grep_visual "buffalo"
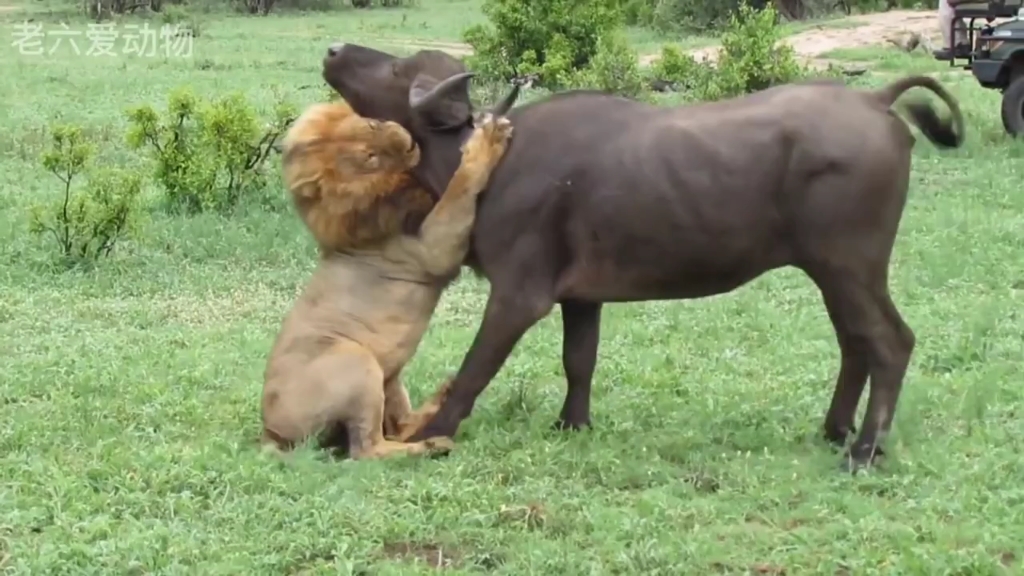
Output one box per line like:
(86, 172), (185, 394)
(321, 43), (965, 470)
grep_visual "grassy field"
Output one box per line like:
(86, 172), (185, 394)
(3, 3), (1024, 574)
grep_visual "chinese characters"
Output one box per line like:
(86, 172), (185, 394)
(10, 22), (193, 57)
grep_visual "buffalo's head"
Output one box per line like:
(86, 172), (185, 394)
(322, 43), (520, 196)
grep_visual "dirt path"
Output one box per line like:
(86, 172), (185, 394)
(674, 9), (939, 68)
(378, 9), (939, 68)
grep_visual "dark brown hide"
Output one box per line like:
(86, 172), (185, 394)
(322, 44), (965, 470)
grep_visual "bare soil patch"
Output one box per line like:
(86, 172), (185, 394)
(670, 9), (939, 68)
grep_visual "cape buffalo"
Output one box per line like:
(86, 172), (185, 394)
(321, 43), (965, 470)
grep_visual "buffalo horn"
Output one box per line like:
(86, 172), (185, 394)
(408, 71), (475, 111)
(488, 84), (521, 116)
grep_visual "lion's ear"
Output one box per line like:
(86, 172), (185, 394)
(409, 73), (473, 130)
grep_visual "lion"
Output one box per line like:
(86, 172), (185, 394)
(260, 100), (513, 459)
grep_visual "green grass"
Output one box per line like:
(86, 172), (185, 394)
(4, 4), (1024, 574)
(819, 45), (958, 74)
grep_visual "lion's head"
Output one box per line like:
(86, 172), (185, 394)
(282, 101), (435, 253)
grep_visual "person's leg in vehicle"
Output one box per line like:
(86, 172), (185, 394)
(935, 0), (971, 59)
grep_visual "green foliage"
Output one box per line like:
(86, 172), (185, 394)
(160, 5), (203, 37)
(714, 3), (805, 97)
(619, 0), (771, 33)
(230, 0), (413, 15)
(570, 30), (647, 99)
(648, 3), (807, 101)
(647, 44), (717, 95)
(462, 0), (623, 90)
(28, 125), (143, 266)
(125, 87), (296, 215)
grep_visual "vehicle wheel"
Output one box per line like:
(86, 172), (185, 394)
(1001, 74), (1024, 137)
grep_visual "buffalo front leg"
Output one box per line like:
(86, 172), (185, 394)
(554, 299), (602, 431)
(404, 288), (555, 442)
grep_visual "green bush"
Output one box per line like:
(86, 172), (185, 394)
(570, 30), (646, 99)
(647, 3), (807, 101)
(29, 125), (144, 266)
(125, 87), (296, 215)
(619, 0), (771, 33)
(159, 5), (202, 36)
(714, 3), (805, 97)
(462, 0), (623, 90)
(647, 44), (716, 95)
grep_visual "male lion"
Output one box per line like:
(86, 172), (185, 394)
(260, 100), (513, 459)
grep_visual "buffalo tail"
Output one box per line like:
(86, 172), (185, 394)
(875, 75), (965, 149)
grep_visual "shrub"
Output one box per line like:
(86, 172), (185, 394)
(28, 125), (143, 266)
(570, 30), (646, 99)
(647, 44), (716, 95)
(462, 0), (623, 90)
(619, 0), (771, 33)
(713, 3), (805, 97)
(159, 5), (202, 36)
(647, 2), (807, 101)
(125, 87), (296, 215)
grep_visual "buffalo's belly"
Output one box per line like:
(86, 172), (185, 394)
(559, 239), (789, 302)
(556, 141), (791, 302)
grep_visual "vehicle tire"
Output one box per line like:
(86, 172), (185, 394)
(1001, 74), (1024, 137)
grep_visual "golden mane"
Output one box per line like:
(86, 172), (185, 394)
(281, 101), (435, 252)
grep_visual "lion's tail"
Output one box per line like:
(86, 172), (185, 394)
(873, 75), (965, 149)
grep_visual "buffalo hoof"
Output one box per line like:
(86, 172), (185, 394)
(406, 411), (460, 443)
(551, 418), (591, 432)
(840, 443), (885, 474)
(823, 424), (856, 449)
(427, 448), (453, 460)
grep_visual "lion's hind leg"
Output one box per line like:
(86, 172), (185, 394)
(261, 339), (451, 459)
(271, 340), (451, 459)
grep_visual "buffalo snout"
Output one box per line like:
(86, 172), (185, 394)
(326, 43), (344, 58)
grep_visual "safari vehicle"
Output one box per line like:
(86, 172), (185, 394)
(934, 0), (1024, 135)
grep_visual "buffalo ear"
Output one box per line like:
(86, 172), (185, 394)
(409, 72), (474, 130)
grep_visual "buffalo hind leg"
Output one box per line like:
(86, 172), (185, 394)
(812, 269), (914, 471)
(848, 286), (914, 470)
(405, 288), (555, 441)
(554, 299), (602, 431)
(808, 270), (871, 448)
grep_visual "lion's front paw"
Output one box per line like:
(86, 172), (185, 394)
(463, 113), (513, 168)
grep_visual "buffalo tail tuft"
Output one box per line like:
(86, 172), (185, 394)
(903, 100), (963, 149)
